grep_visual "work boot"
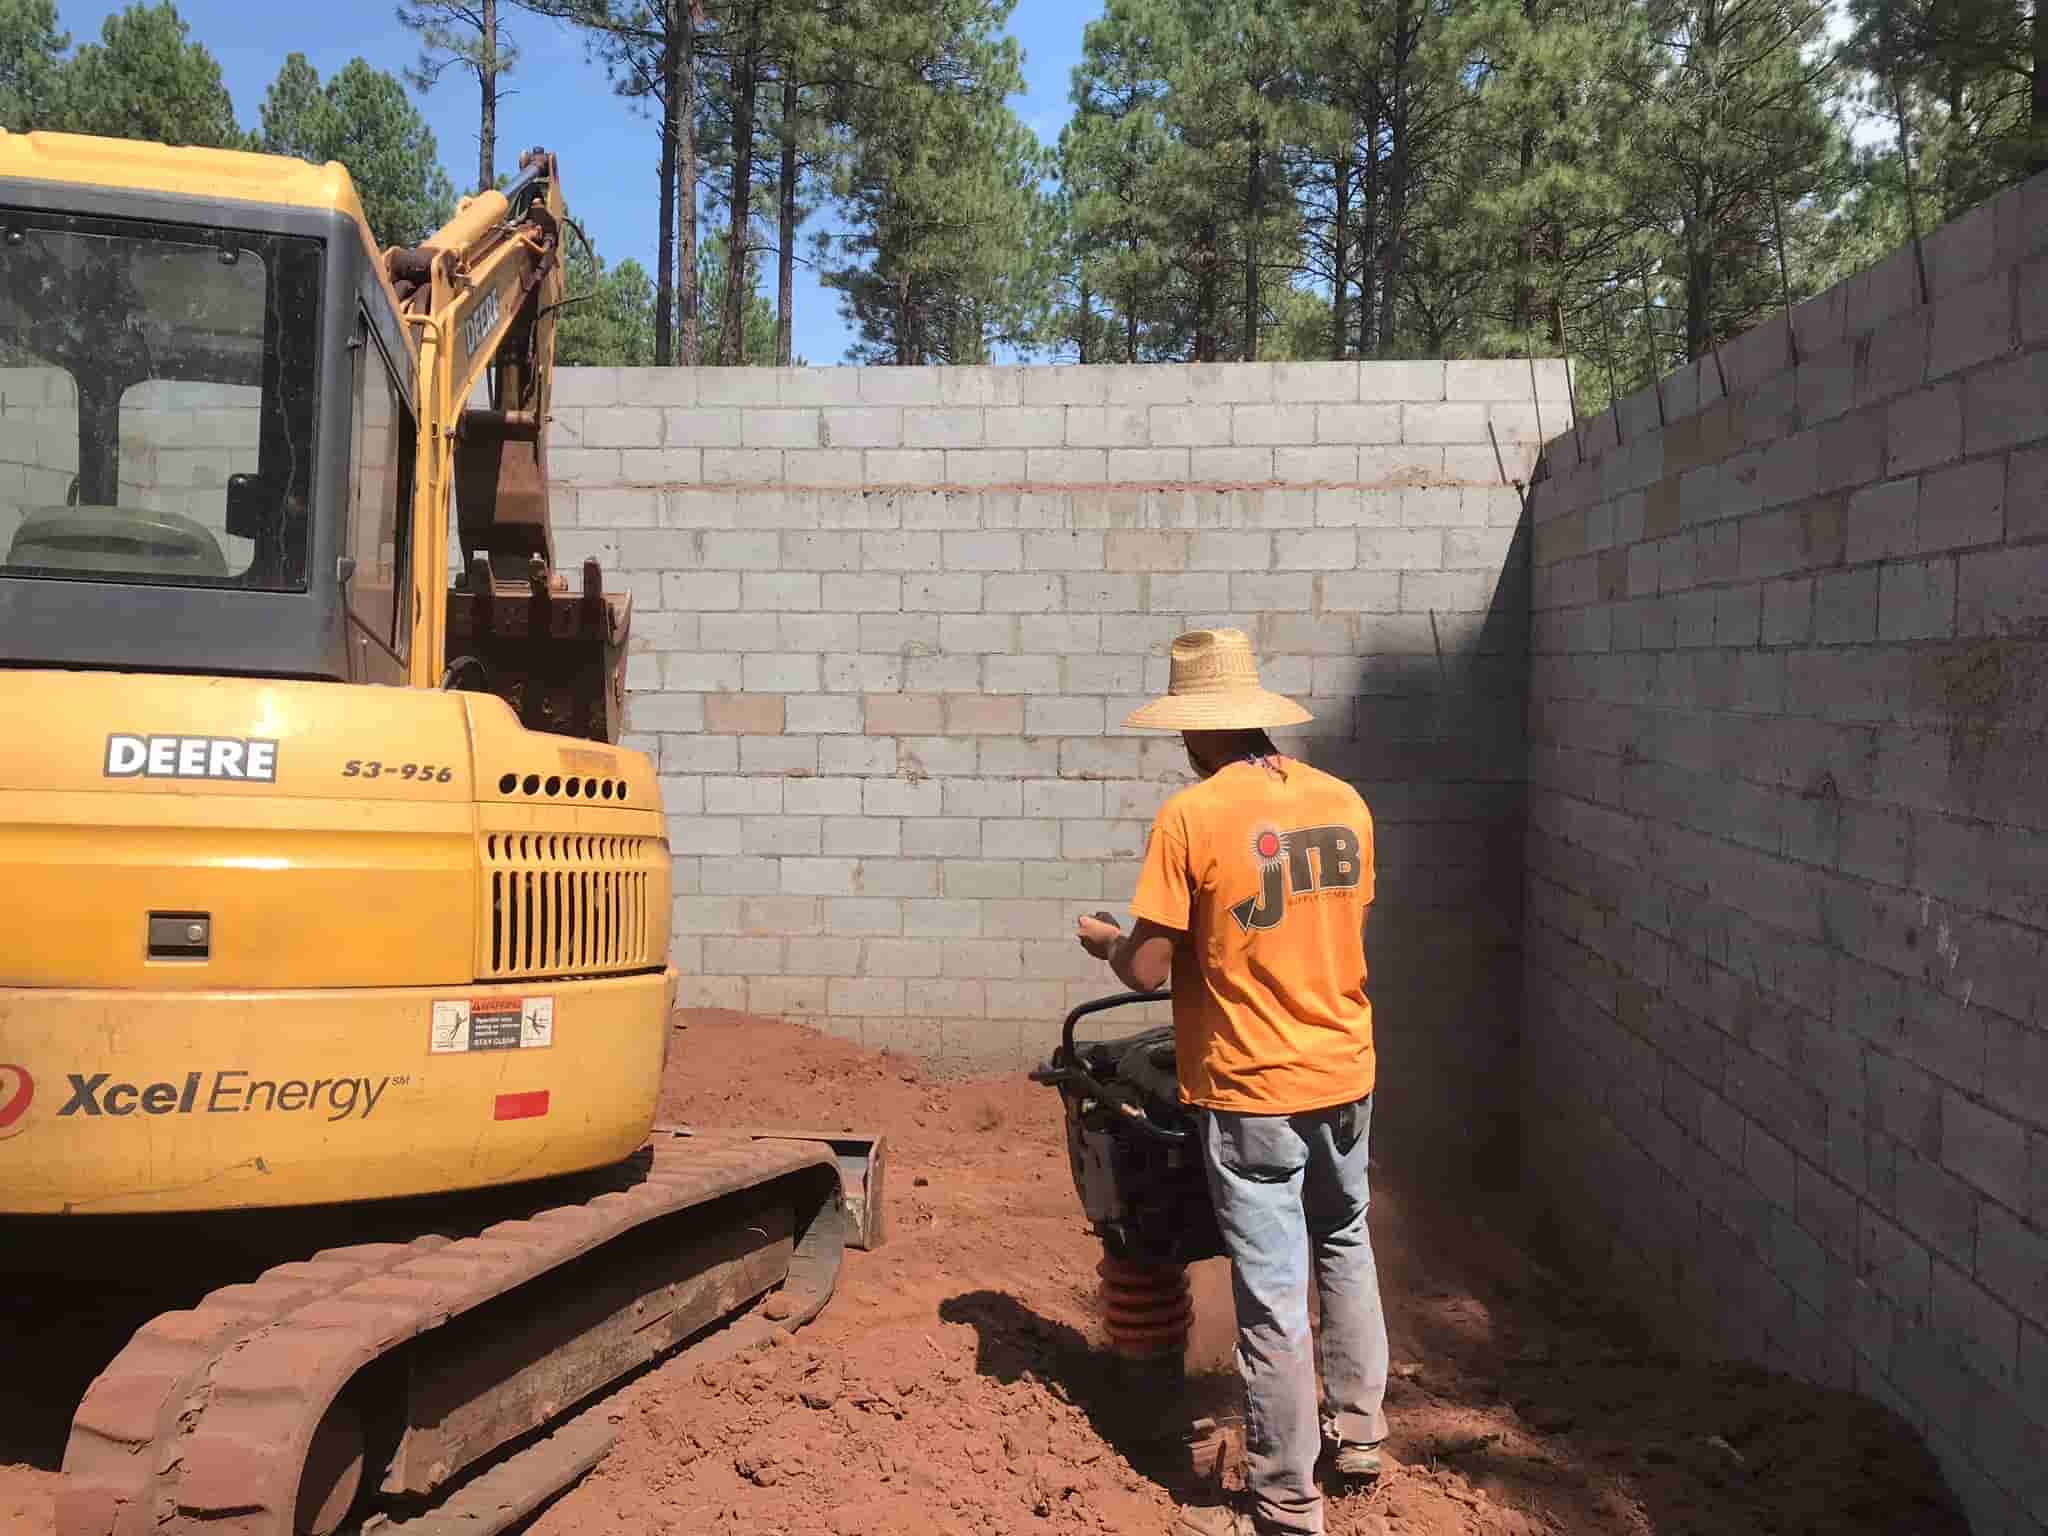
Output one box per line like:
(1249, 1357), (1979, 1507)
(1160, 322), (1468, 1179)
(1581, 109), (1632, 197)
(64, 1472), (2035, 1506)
(1174, 1503), (1275, 1536)
(1331, 1439), (1384, 1480)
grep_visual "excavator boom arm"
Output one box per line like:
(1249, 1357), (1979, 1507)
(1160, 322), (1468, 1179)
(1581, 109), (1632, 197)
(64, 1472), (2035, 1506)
(389, 149), (627, 741)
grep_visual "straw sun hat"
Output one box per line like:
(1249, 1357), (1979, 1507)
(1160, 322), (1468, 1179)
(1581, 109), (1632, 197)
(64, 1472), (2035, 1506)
(1122, 628), (1314, 732)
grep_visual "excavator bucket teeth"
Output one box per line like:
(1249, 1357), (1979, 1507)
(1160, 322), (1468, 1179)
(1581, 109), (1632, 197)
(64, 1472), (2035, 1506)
(657, 1125), (888, 1252)
(445, 554), (631, 743)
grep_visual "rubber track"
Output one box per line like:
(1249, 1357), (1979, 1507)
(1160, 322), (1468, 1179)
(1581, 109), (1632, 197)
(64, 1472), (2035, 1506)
(57, 1133), (844, 1536)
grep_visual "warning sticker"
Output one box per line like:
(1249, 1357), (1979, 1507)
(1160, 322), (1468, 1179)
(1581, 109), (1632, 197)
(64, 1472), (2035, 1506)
(430, 996), (554, 1054)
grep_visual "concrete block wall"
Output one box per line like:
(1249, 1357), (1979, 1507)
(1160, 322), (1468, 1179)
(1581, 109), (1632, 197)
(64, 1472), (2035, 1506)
(0, 370), (261, 563)
(1525, 170), (2048, 1530)
(558, 358), (1565, 1179)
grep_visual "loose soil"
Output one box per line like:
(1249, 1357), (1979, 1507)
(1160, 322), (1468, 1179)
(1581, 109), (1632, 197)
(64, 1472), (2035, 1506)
(0, 1009), (1967, 1536)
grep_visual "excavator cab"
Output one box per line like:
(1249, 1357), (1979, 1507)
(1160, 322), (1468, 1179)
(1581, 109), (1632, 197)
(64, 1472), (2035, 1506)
(0, 165), (405, 683)
(0, 135), (628, 736)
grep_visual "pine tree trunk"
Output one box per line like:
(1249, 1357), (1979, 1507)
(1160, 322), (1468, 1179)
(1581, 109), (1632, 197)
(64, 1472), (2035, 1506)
(678, 2), (700, 366)
(720, 9), (760, 366)
(1243, 122), (1262, 362)
(1331, 141), (1351, 360)
(478, 0), (497, 192)
(1357, 116), (1379, 356)
(1546, 220), (1567, 351)
(655, 9), (679, 368)
(1687, 247), (1711, 362)
(1514, 125), (1539, 340)
(1126, 275), (1139, 360)
(1685, 6), (1719, 360)
(2035, 0), (2048, 174)
(895, 267), (914, 366)
(1078, 276), (1092, 364)
(1510, 0), (1542, 340)
(1377, 5), (1410, 357)
(777, 73), (796, 366)
(1377, 141), (1405, 354)
(1684, 208), (1711, 362)
(1194, 213), (1219, 362)
(1943, 67), (1965, 217)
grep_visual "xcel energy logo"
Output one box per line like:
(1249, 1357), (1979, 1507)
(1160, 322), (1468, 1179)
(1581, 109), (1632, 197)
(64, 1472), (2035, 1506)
(0, 1063), (33, 1140)
(58, 1070), (395, 1123)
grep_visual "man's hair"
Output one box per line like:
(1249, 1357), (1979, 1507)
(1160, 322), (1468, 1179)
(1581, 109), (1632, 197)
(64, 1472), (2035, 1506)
(1185, 728), (1279, 764)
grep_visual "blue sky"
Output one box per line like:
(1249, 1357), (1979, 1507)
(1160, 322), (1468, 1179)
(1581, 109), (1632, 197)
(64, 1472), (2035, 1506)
(55, 0), (1091, 365)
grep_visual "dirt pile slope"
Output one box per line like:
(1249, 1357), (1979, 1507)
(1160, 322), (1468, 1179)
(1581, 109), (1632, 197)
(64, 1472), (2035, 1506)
(532, 1010), (1965, 1536)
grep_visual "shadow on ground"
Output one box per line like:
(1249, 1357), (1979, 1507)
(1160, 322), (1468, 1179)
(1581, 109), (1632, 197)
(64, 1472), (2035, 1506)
(937, 1287), (1245, 1504)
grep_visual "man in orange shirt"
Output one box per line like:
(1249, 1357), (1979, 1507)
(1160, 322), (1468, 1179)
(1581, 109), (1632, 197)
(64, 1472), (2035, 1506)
(1077, 629), (1388, 1536)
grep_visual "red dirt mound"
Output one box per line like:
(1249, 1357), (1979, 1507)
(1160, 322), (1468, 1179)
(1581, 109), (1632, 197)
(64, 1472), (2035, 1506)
(0, 1009), (1967, 1536)
(531, 1010), (1966, 1536)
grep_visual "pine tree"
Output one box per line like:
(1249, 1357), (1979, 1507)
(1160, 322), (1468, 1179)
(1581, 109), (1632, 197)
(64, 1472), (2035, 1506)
(0, 0), (68, 131)
(1143, 0), (1265, 360)
(397, 0), (519, 193)
(813, 0), (1057, 364)
(1629, 0), (1851, 358)
(1289, 45), (1358, 358)
(699, 0), (842, 365)
(557, 230), (658, 364)
(1060, 4), (1176, 360)
(56, 1), (242, 148)
(1433, 0), (1648, 362)
(1299, 0), (1462, 356)
(1220, 0), (1308, 361)
(765, 49), (829, 366)
(256, 52), (324, 153)
(695, 226), (785, 363)
(696, 0), (782, 366)
(1062, 0), (1310, 363)
(1846, 0), (2045, 194)
(259, 54), (458, 248)
(533, 0), (706, 365)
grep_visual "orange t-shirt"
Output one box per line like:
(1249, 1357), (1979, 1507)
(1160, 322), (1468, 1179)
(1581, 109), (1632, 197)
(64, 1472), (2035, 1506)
(1129, 756), (1375, 1113)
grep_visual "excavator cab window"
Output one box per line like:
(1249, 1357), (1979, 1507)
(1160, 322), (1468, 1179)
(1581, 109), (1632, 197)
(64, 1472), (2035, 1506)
(345, 310), (416, 674)
(0, 210), (320, 590)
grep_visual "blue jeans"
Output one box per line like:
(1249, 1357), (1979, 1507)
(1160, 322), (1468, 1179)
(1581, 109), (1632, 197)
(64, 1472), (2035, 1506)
(1198, 1097), (1390, 1535)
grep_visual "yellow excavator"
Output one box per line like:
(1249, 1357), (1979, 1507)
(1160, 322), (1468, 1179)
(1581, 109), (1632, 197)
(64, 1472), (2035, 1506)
(0, 131), (883, 1533)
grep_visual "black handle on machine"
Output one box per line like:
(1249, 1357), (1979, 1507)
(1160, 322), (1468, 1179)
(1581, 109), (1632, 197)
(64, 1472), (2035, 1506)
(1052, 987), (1183, 1145)
(1061, 987), (1173, 1067)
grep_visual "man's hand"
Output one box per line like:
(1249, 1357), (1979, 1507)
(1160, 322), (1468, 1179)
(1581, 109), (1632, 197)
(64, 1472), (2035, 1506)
(1076, 911), (1121, 960)
(1076, 911), (1175, 992)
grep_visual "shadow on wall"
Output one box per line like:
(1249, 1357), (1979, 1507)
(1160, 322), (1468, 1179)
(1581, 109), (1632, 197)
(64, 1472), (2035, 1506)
(1286, 504), (1534, 1196)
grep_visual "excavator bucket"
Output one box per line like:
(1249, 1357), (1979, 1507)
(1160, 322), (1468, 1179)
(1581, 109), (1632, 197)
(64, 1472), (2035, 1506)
(454, 406), (551, 564)
(445, 551), (631, 744)
(658, 1125), (889, 1252)
(445, 407), (632, 744)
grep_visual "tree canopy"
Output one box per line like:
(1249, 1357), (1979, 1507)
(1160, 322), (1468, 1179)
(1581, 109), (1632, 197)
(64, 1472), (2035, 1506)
(557, 228), (659, 365)
(0, 0), (2040, 385)
(0, 0), (68, 132)
(55, 1), (240, 148)
(258, 54), (458, 248)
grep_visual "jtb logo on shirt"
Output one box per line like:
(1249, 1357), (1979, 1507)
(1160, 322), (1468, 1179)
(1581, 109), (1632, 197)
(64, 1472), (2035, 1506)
(1231, 824), (1363, 932)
